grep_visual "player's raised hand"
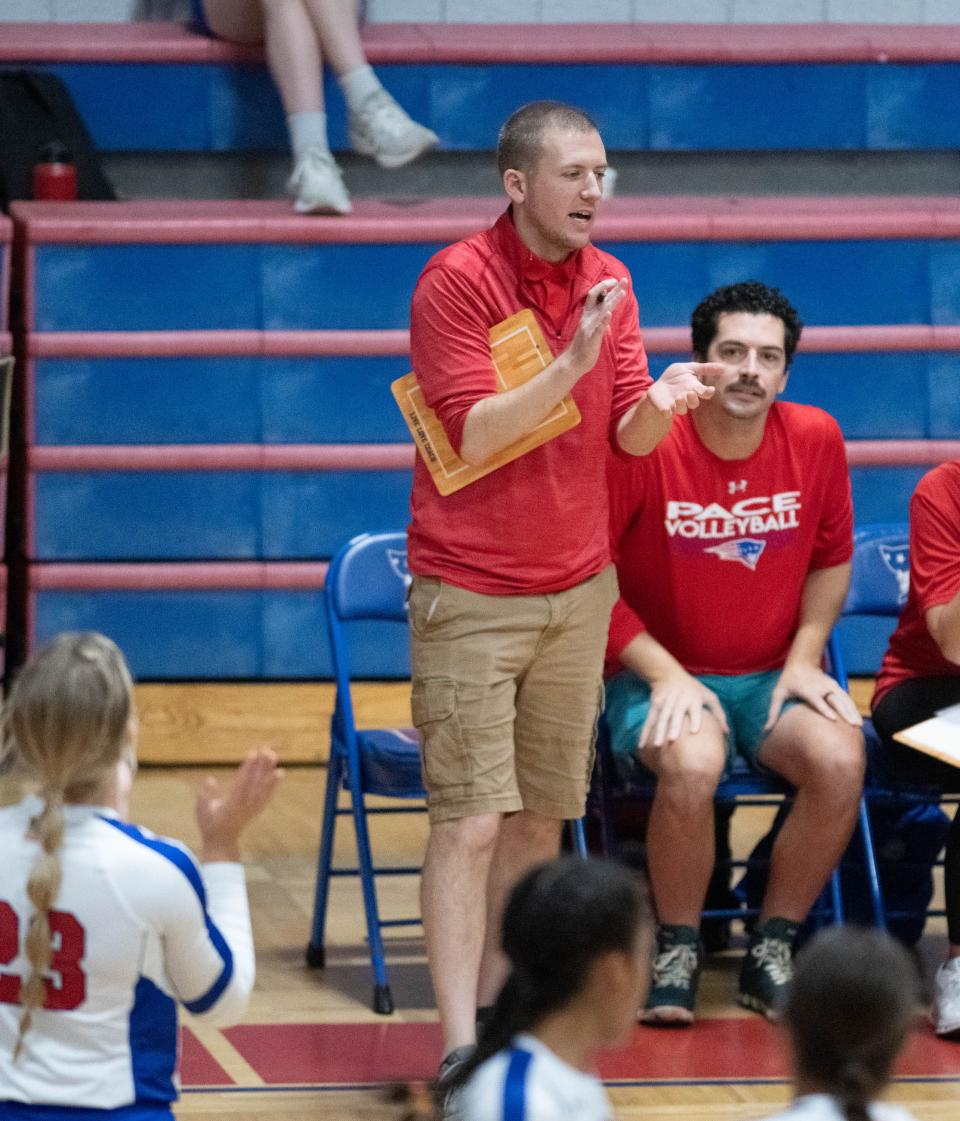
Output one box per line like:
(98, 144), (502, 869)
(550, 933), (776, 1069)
(646, 361), (722, 417)
(567, 277), (629, 377)
(196, 748), (282, 862)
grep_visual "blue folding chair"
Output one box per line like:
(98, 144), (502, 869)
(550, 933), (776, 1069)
(306, 531), (424, 1015)
(307, 531), (588, 1015)
(827, 522), (959, 935)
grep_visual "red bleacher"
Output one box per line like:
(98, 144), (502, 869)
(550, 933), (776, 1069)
(3, 20), (960, 65)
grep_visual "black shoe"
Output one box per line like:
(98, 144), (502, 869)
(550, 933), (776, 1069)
(738, 916), (799, 1020)
(433, 1044), (475, 1120)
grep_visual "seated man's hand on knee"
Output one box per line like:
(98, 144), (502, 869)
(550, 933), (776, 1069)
(763, 662), (862, 733)
(641, 669), (729, 750)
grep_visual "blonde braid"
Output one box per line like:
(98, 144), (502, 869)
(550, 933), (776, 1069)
(5, 632), (134, 1061)
(15, 795), (65, 1060)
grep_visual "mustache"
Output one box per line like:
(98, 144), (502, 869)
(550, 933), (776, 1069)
(726, 379), (765, 396)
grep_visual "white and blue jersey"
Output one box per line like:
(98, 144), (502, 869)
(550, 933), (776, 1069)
(460, 1033), (612, 1121)
(0, 796), (255, 1120)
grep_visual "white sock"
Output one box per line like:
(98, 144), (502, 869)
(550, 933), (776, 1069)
(287, 111), (330, 162)
(339, 65), (383, 114)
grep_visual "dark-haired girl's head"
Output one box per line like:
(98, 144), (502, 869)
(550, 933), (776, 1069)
(450, 857), (650, 1095)
(784, 926), (918, 1121)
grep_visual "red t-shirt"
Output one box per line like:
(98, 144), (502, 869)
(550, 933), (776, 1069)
(873, 460), (960, 706)
(407, 210), (652, 596)
(606, 402), (853, 677)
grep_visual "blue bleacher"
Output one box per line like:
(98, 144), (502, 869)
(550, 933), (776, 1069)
(12, 195), (960, 677)
(3, 21), (960, 154)
(6, 18), (960, 681)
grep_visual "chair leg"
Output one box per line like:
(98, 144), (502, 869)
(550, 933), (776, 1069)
(828, 866), (844, 925)
(568, 817), (588, 858)
(856, 797), (887, 929)
(306, 748), (344, 968)
(346, 766), (395, 1015)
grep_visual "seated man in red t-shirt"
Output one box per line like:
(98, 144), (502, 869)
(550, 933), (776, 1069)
(871, 460), (960, 1037)
(605, 281), (865, 1024)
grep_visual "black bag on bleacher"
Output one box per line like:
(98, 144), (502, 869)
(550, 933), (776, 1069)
(0, 70), (115, 211)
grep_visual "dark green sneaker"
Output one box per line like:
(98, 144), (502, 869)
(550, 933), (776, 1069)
(738, 916), (799, 1020)
(641, 924), (703, 1026)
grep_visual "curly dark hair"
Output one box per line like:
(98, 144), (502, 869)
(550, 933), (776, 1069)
(690, 281), (803, 366)
(497, 101), (599, 176)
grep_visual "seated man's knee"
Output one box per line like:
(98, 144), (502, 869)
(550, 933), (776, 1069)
(646, 734), (725, 800)
(785, 721), (865, 794)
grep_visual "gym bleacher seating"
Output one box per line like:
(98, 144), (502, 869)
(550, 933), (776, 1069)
(6, 17), (960, 681)
(11, 195), (960, 677)
(3, 21), (960, 153)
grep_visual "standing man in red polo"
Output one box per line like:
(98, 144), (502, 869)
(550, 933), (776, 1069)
(406, 100), (718, 1103)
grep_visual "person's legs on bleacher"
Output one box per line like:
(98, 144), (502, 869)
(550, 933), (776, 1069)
(300, 0), (438, 170)
(746, 698), (864, 1019)
(196, 0), (436, 215)
(874, 675), (960, 1036)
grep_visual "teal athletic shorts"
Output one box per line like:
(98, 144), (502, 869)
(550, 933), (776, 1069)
(604, 668), (799, 781)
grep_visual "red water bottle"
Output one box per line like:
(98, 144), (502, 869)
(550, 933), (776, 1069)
(33, 141), (78, 201)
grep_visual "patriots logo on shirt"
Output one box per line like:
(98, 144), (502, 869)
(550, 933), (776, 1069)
(387, 548), (412, 589)
(879, 542), (909, 605)
(704, 537), (766, 571)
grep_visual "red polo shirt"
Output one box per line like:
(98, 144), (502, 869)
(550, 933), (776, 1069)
(873, 460), (960, 706)
(407, 209), (651, 596)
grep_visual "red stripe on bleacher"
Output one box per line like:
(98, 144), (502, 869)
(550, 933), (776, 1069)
(30, 562), (327, 590)
(26, 324), (960, 358)
(26, 441), (960, 473)
(845, 440), (960, 467)
(29, 330), (411, 358)
(4, 21), (960, 66)
(28, 444), (415, 471)
(14, 197), (960, 245)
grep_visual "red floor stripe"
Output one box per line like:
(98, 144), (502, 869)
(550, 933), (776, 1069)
(217, 1019), (960, 1087)
(180, 1026), (235, 1086)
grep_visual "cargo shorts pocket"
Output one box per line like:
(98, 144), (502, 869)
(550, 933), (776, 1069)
(411, 677), (472, 792)
(407, 577), (445, 639)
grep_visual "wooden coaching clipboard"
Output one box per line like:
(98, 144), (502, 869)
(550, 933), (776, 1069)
(391, 309), (581, 496)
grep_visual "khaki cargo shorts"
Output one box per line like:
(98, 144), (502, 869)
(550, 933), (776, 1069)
(409, 566), (618, 823)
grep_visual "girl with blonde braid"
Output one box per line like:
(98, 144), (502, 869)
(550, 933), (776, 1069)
(0, 632), (279, 1119)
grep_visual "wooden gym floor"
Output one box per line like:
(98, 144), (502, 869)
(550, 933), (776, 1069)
(6, 680), (960, 1120)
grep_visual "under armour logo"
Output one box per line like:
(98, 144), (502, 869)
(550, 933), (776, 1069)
(728, 479), (747, 495)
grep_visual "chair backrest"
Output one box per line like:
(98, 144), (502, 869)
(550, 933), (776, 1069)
(842, 522), (910, 617)
(828, 522), (909, 690)
(326, 531), (410, 623)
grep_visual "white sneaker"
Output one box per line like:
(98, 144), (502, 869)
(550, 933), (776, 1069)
(349, 90), (438, 169)
(932, 957), (960, 1035)
(287, 149), (352, 215)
